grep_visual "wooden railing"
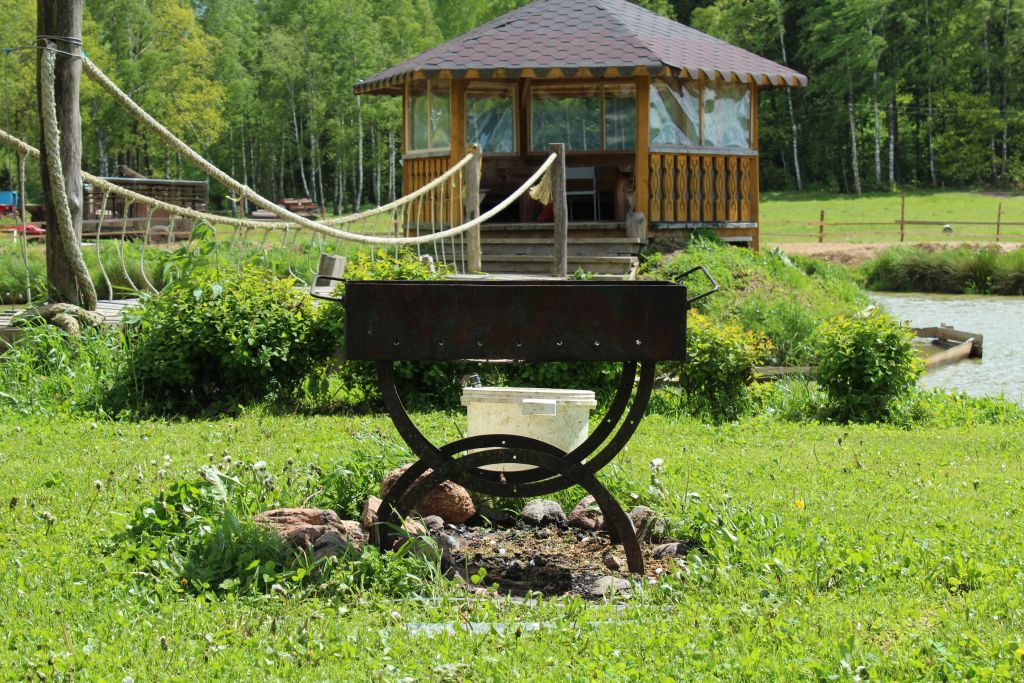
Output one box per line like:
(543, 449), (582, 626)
(402, 154), (463, 226)
(647, 151), (757, 224)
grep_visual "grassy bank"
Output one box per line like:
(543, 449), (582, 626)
(860, 245), (1024, 295)
(761, 190), (1024, 244)
(2, 413), (1024, 680)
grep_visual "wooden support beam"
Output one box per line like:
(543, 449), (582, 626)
(634, 74), (650, 231)
(550, 143), (567, 279)
(37, 0), (84, 305)
(464, 145), (482, 273)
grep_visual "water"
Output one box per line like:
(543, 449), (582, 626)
(871, 292), (1024, 403)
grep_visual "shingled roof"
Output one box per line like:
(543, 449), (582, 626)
(355, 0), (807, 95)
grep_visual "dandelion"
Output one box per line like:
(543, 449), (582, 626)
(252, 460), (267, 471)
(795, 499), (806, 510)
(1015, 646), (1024, 659)
(93, 480), (103, 491)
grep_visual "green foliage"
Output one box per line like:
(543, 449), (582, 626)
(122, 265), (334, 414)
(814, 311), (925, 422)
(0, 322), (128, 416)
(861, 245), (1024, 295)
(662, 311), (773, 421)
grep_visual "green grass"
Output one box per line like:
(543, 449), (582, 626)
(761, 190), (1024, 244)
(860, 245), (1024, 295)
(2, 413), (1024, 680)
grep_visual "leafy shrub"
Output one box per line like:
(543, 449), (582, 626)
(0, 321), (127, 415)
(122, 265), (335, 414)
(661, 311), (773, 421)
(813, 311), (924, 422)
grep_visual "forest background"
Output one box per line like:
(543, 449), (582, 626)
(1, 0), (1022, 214)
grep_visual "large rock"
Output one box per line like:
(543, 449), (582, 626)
(380, 464), (475, 524)
(628, 506), (666, 542)
(361, 495), (427, 536)
(567, 495), (604, 531)
(253, 507), (364, 552)
(521, 499), (567, 527)
(587, 575), (631, 598)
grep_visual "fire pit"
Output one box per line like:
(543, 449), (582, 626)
(334, 272), (716, 574)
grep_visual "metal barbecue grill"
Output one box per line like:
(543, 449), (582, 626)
(329, 270), (717, 574)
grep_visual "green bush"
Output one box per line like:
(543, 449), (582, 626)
(861, 245), (1024, 295)
(661, 311), (773, 421)
(813, 311), (924, 422)
(122, 265), (334, 414)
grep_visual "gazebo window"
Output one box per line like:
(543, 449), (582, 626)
(649, 78), (751, 150)
(408, 81), (451, 152)
(649, 79), (700, 146)
(466, 83), (516, 154)
(531, 84), (636, 152)
(703, 82), (750, 148)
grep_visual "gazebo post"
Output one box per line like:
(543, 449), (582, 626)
(550, 143), (567, 278)
(634, 74), (651, 231)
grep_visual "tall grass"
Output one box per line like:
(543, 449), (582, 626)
(861, 245), (1024, 294)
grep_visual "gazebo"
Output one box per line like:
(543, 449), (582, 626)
(357, 0), (806, 270)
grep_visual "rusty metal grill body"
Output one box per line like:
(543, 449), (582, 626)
(339, 273), (715, 575)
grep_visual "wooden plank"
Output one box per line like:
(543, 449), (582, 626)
(649, 154), (662, 223)
(674, 154), (687, 221)
(924, 338), (974, 368)
(728, 156), (738, 220)
(662, 155), (674, 221)
(739, 157), (751, 221)
(715, 156), (726, 221)
(689, 155), (700, 219)
(701, 156), (713, 221)
(913, 326), (984, 357)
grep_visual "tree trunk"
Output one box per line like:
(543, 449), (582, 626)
(373, 125), (381, 206)
(37, 0), (85, 305)
(775, 0), (802, 190)
(848, 96), (862, 196)
(888, 99), (896, 186)
(291, 95), (311, 199)
(355, 95), (364, 209)
(872, 98), (882, 188)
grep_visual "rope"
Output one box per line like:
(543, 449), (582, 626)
(94, 190), (114, 300)
(81, 58), (481, 245)
(139, 206), (158, 293)
(40, 47), (97, 309)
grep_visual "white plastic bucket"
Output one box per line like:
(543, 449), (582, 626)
(461, 387), (597, 472)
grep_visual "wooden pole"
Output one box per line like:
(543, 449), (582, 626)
(996, 202), (1002, 243)
(37, 0), (85, 305)
(464, 144), (482, 273)
(818, 209), (825, 243)
(550, 143), (567, 279)
(899, 192), (906, 242)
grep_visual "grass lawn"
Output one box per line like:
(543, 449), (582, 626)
(761, 190), (1024, 244)
(2, 412), (1023, 680)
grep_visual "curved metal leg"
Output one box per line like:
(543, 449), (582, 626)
(383, 449), (645, 574)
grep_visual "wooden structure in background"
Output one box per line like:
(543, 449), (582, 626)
(357, 0), (805, 260)
(81, 176), (208, 239)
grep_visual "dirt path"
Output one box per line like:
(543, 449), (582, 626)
(773, 241), (1024, 266)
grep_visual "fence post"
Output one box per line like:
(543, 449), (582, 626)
(550, 143), (568, 279)
(463, 144), (483, 272)
(899, 192), (906, 242)
(996, 202), (1002, 243)
(818, 209), (825, 243)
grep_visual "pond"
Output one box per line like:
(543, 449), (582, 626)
(872, 292), (1024, 403)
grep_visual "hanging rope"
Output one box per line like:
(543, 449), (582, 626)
(40, 46), (97, 309)
(94, 190), (114, 300)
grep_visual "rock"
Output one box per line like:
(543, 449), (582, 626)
(380, 464), (475, 524)
(653, 542), (685, 558)
(361, 495), (427, 536)
(588, 575), (630, 598)
(434, 531), (464, 553)
(253, 507), (364, 552)
(467, 505), (516, 528)
(422, 515), (445, 532)
(567, 495), (604, 531)
(602, 552), (623, 571)
(521, 499), (566, 527)
(399, 535), (453, 567)
(628, 505), (666, 542)
(313, 530), (354, 559)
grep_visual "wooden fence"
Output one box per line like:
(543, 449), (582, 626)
(761, 195), (1024, 243)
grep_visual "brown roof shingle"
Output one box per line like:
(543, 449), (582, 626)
(356, 0), (806, 94)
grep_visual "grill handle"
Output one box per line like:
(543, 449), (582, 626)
(309, 275), (346, 304)
(680, 265), (719, 305)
